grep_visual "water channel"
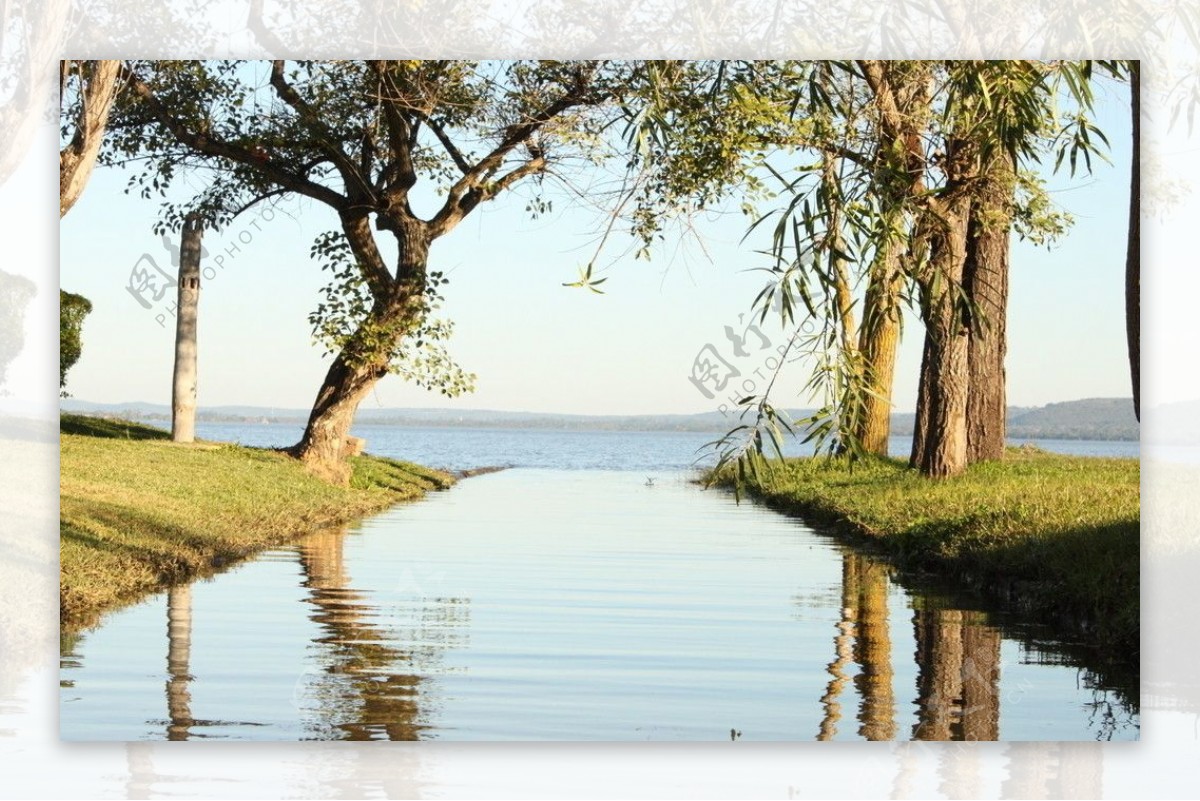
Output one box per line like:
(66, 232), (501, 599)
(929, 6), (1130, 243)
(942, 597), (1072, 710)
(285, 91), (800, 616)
(61, 466), (1138, 741)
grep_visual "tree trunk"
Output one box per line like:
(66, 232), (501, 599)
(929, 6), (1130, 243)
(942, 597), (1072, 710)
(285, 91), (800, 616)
(171, 214), (202, 443)
(292, 214), (430, 484)
(292, 346), (392, 484)
(911, 333), (935, 469)
(59, 60), (122, 218)
(1127, 62), (1140, 421)
(964, 158), (1013, 463)
(910, 197), (973, 478)
(855, 245), (904, 456)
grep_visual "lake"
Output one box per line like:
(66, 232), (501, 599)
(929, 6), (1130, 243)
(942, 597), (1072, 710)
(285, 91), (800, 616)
(59, 425), (1139, 741)
(193, 421), (1139, 471)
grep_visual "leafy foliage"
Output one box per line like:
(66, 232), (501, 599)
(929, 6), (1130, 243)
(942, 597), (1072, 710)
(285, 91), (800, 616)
(307, 230), (475, 397)
(678, 60), (1129, 484)
(59, 289), (93, 394)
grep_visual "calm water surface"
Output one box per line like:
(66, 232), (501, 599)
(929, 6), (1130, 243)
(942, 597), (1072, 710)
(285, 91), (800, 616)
(190, 421), (1138, 471)
(61, 428), (1138, 741)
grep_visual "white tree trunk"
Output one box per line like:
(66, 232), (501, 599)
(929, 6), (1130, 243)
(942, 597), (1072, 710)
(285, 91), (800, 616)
(59, 60), (122, 218)
(171, 215), (202, 443)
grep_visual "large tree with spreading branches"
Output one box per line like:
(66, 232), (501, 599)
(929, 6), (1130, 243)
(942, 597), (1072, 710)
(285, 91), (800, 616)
(104, 60), (741, 483)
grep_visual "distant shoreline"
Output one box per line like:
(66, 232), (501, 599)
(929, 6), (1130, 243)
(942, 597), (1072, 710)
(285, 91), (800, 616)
(59, 396), (1141, 441)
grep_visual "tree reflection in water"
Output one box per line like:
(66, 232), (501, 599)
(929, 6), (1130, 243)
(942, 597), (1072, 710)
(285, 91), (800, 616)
(911, 605), (1001, 741)
(165, 584), (193, 741)
(295, 527), (469, 740)
(853, 556), (896, 740)
(817, 549), (1003, 741)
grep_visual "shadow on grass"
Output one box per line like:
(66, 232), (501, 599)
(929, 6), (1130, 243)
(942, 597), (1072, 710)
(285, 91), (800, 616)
(59, 492), (286, 630)
(60, 414), (170, 441)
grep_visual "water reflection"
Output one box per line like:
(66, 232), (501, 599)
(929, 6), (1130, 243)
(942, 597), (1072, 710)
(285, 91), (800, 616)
(60, 471), (1135, 742)
(165, 585), (193, 741)
(853, 556), (896, 740)
(820, 551), (1004, 741)
(911, 606), (1002, 741)
(296, 528), (469, 741)
(817, 553), (896, 740)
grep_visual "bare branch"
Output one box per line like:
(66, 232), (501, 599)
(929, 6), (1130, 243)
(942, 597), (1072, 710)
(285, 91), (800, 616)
(228, 187), (289, 219)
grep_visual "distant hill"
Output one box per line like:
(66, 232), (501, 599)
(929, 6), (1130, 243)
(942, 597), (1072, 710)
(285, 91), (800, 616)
(61, 397), (1140, 440)
(1006, 398), (1139, 441)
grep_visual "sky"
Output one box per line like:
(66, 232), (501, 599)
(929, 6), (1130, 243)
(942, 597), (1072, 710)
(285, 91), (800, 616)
(56, 64), (1137, 418)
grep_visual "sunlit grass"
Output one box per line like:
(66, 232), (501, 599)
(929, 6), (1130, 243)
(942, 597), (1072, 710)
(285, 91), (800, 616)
(711, 447), (1139, 654)
(60, 414), (454, 631)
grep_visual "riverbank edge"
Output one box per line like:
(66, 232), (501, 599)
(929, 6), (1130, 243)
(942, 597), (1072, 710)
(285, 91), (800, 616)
(708, 450), (1139, 662)
(60, 414), (456, 633)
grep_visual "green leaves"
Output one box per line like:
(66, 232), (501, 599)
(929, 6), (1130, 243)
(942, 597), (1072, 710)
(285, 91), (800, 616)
(561, 262), (608, 294)
(60, 289), (94, 393)
(703, 394), (796, 502)
(307, 230), (475, 398)
(1012, 169), (1075, 247)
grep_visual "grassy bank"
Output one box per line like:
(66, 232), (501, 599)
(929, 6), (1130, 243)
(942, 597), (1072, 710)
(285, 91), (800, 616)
(60, 414), (454, 631)
(711, 448), (1139, 655)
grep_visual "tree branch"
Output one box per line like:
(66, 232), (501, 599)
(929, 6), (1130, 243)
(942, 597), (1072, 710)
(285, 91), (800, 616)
(429, 66), (600, 236)
(369, 61), (418, 199)
(121, 64), (348, 211)
(269, 60), (376, 203)
(447, 156), (548, 227)
(340, 211), (396, 298)
(228, 187), (289, 219)
(410, 108), (473, 175)
(60, 60), (122, 217)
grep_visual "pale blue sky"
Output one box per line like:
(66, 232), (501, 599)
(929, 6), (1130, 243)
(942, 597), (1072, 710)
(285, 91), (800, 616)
(58, 67), (1135, 417)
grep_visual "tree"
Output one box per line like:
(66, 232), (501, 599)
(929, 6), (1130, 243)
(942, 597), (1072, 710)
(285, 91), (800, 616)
(60, 60), (122, 217)
(696, 60), (1113, 481)
(106, 60), (673, 482)
(897, 61), (1097, 476)
(632, 61), (919, 460)
(59, 289), (93, 393)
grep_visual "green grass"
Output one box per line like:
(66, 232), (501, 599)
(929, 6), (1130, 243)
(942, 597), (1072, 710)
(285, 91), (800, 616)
(711, 447), (1139, 655)
(60, 414), (454, 631)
